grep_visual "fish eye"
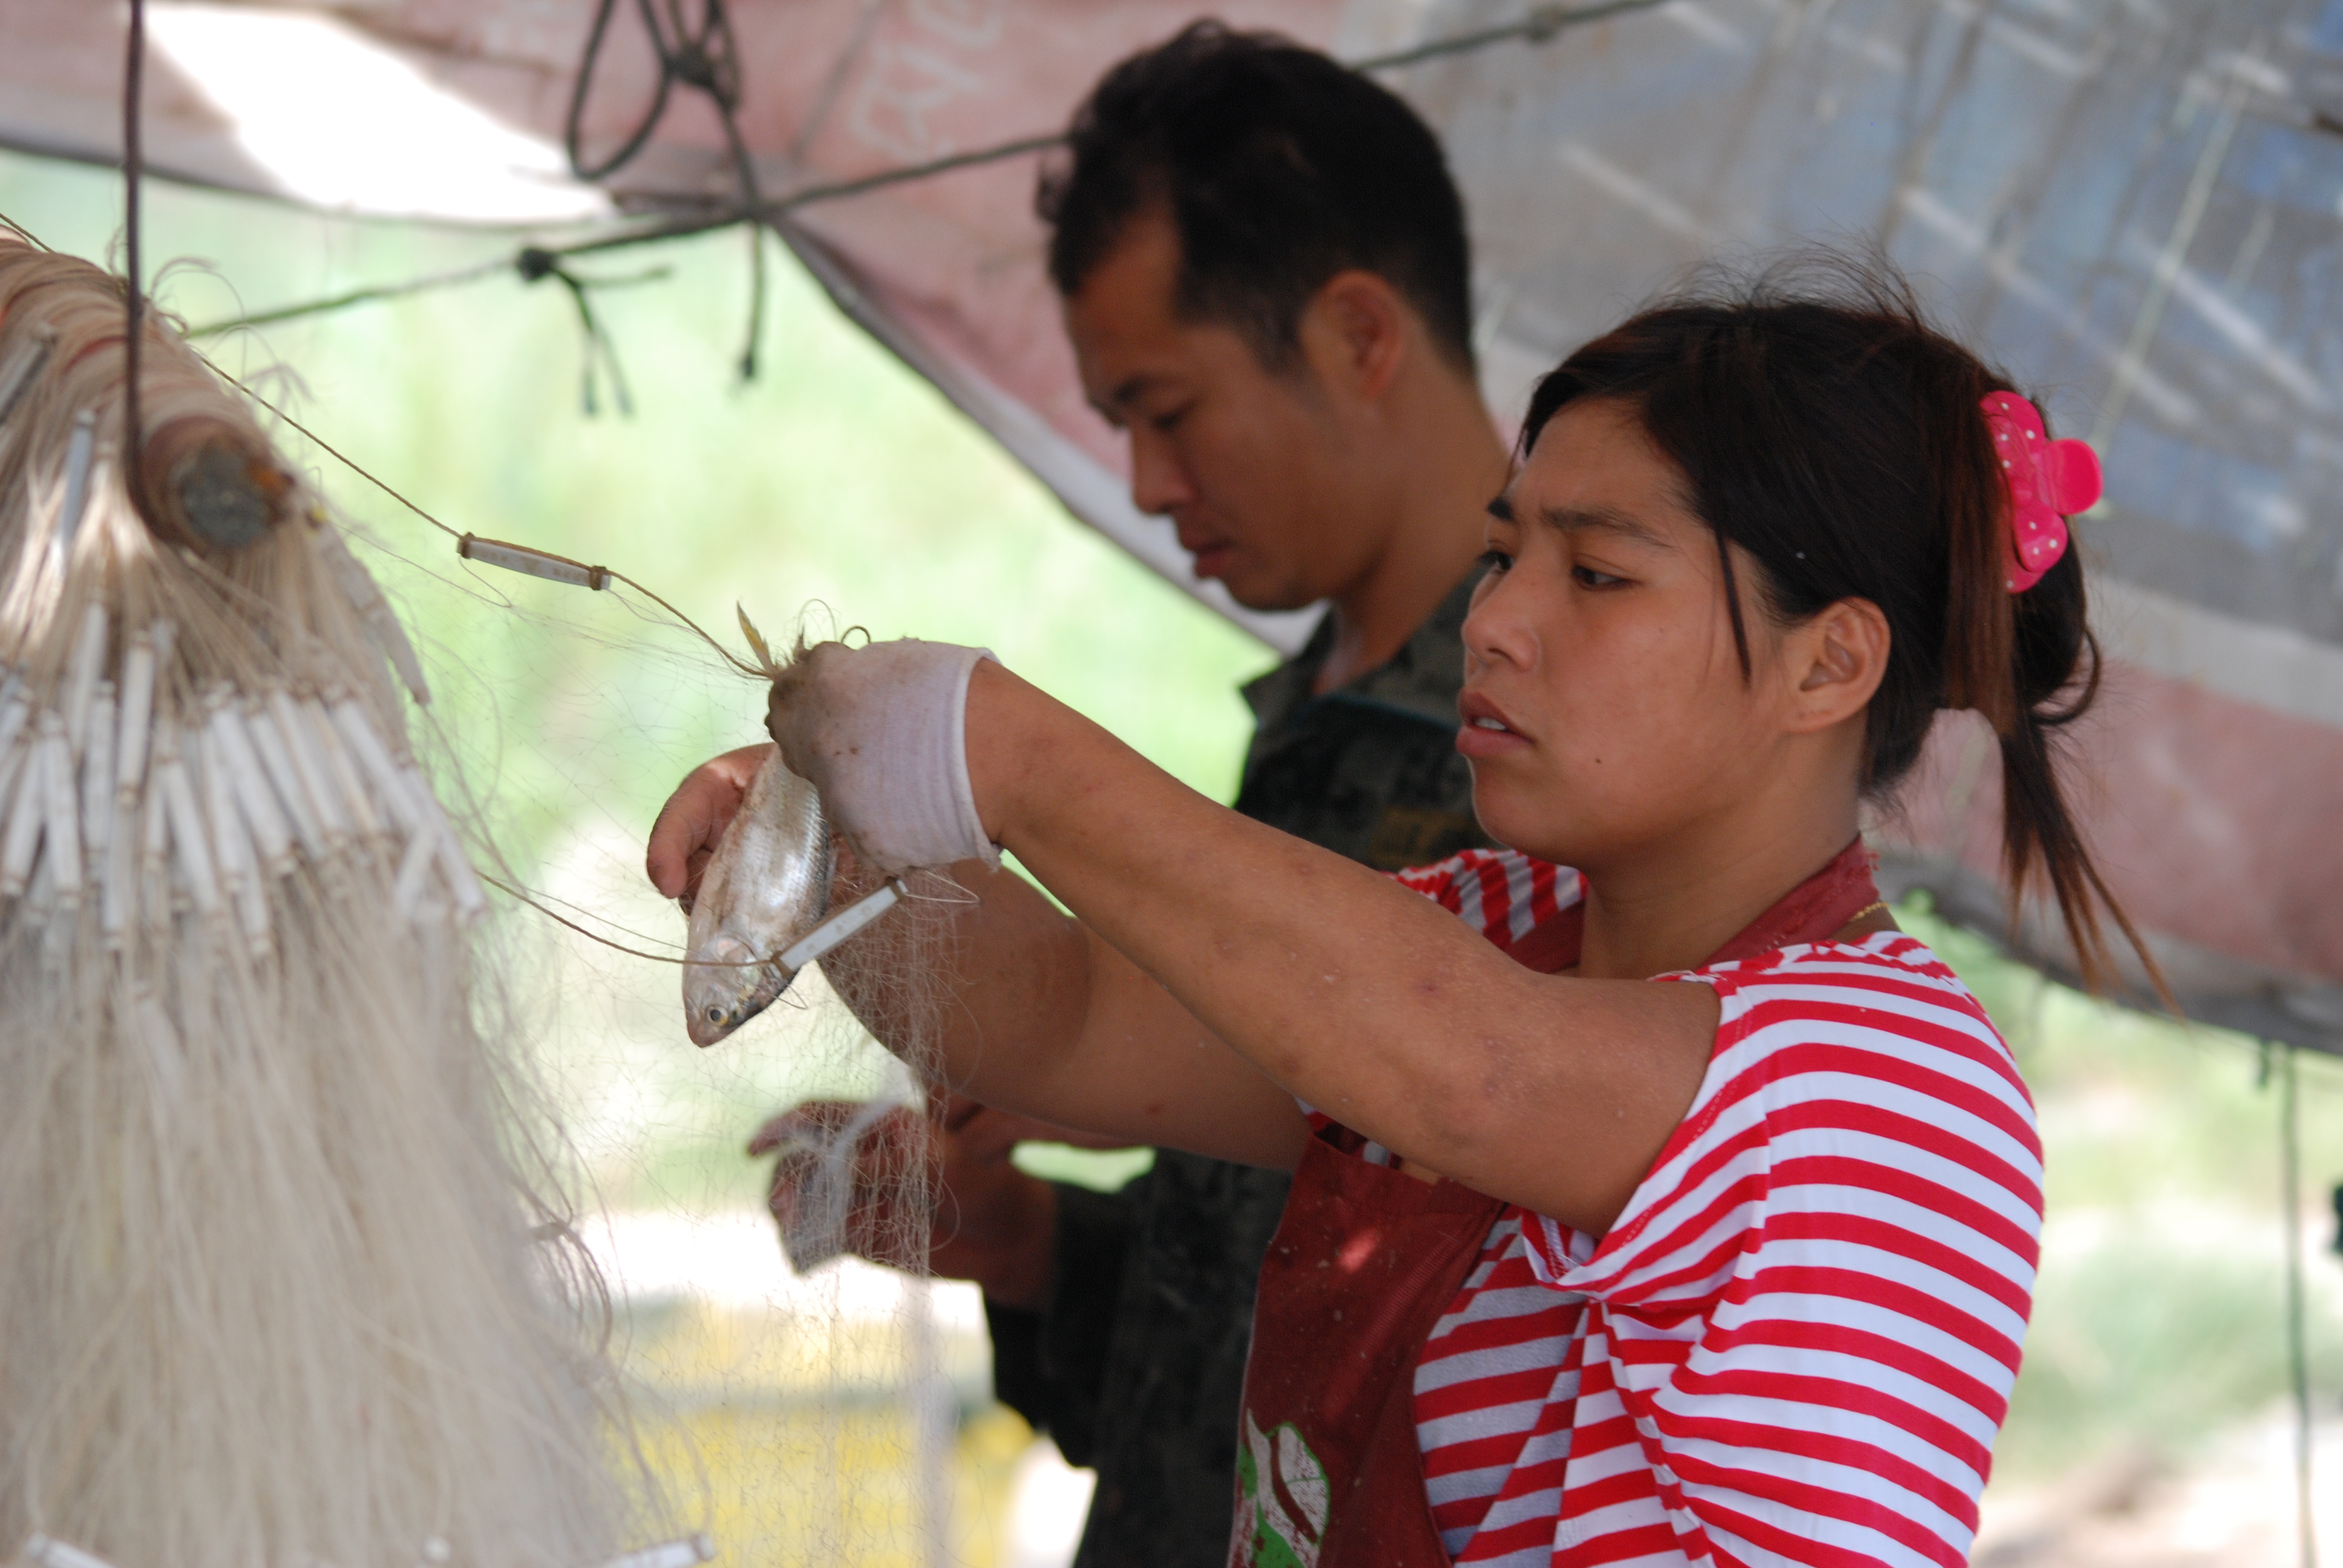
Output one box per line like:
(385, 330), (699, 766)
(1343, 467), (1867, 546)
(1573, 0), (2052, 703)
(705, 1007), (725, 1024)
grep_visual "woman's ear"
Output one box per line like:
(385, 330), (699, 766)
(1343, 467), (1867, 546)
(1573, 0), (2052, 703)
(1787, 597), (1890, 732)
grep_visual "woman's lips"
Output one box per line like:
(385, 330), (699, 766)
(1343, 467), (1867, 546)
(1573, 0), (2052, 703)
(1455, 691), (1531, 758)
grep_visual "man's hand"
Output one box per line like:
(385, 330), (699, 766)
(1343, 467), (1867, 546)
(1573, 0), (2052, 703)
(645, 743), (772, 912)
(749, 1094), (1133, 1308)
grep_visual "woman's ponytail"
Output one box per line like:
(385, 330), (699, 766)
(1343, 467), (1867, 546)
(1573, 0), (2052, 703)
(1964, 445), (2170, 1004)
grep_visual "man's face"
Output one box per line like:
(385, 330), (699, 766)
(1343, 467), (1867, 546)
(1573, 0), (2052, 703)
(1063, 211), (1376, 612)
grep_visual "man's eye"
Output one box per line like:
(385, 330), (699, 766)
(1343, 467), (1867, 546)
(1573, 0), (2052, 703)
(1149, 404), (1194, 433)
(1572, 564), (1628, 589)
(1476, 548), (1513, 574)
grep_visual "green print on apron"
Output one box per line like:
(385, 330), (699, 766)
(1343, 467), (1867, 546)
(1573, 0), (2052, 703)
(1235, 1414), (1332, 1568)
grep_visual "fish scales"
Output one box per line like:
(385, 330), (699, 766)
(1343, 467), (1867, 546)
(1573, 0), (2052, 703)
(683, 750), (833, 1045)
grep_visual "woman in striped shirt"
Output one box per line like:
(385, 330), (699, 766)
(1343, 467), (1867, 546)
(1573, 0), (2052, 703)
(652, 258), (2154, 1566)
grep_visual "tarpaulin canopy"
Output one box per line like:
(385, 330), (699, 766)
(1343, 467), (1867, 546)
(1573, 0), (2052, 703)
(5, 0), (2339, 1050)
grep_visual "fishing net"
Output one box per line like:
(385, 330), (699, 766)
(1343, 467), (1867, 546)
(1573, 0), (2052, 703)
(0, 234), (691, 1567)
(0, 232), (991, 1568)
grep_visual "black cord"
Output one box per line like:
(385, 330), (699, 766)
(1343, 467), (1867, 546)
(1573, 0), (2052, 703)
(515, 247), (671, 416)
(565, 0), (768, 380)
(564, 0), (673, 183)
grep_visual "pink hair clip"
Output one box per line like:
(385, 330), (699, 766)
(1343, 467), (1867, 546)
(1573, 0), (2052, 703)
(1981, 391), (2100, 592)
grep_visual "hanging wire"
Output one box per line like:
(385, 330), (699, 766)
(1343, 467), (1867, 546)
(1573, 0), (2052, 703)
(565, 0), (768, 379)
(184, 0), (1678, 341)
(514, 247), (671, 416)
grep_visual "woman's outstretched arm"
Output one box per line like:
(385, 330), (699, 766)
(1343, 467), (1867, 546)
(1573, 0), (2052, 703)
(664, 664), (1714, 1232)
(953, 664), (1720, 1235)
(646, 746), (1309, 1169)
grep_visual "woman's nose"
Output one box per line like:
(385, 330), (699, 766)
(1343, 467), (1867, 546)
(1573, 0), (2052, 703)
(1462, 570), (1538, 671)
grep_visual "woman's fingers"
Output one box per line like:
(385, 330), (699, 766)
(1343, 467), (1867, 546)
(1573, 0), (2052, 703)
(644, 743), (773, 901)
(764, 638), (998, 874)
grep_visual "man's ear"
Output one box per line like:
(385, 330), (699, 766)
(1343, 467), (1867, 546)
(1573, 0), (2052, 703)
(1300, 269), (1410, 403)
(1788, 597), (1890, 732)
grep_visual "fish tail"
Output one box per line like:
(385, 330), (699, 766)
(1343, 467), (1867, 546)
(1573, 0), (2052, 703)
(736, 604), (781, 678)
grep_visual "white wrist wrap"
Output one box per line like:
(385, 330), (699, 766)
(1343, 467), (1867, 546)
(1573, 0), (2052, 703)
(770, 638), (999, 875)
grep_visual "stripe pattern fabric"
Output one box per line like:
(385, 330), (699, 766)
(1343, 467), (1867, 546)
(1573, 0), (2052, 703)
(1360, 848), (2043, 1567)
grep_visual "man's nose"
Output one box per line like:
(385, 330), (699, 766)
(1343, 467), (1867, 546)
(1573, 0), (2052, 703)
(1127, 428), (1196, 517)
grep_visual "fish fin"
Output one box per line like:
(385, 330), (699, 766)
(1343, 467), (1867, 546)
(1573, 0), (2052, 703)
(738, 604), (780, 677)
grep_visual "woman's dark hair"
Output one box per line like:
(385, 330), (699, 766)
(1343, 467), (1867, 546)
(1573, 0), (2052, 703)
(1036, 21), (1475, 374)
(1521, 255), (2158, 994)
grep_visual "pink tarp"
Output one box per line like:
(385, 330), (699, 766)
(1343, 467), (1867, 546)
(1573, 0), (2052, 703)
(4, 0), (2339, 1047)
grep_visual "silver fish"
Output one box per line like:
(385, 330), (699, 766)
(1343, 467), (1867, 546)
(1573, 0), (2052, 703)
(683, 749), (833, 1046)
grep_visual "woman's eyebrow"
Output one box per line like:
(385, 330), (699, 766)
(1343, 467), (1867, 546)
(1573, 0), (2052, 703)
(1486, 494), (1516, 522)
(1538, 503), (1674, 550)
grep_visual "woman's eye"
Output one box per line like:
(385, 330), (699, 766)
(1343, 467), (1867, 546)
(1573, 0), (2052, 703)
(1476, 548), (1513, 575)
(1149, 404), (1194, 434)
(1571, 564), (1628, 589)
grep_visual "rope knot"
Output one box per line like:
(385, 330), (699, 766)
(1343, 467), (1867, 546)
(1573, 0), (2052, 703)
(667, 42), (727, 97)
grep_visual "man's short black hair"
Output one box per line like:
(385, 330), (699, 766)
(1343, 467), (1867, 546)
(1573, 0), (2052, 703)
(1037, 21), (1476, 374)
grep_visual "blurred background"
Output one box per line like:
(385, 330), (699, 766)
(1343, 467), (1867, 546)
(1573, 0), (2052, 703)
(6, 0), (2343, 1561)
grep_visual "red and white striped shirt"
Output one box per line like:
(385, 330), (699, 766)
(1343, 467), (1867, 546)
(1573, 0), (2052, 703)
(1337, 849), (2043, 1568)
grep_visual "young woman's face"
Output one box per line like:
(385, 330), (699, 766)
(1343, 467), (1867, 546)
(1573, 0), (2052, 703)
(1458, 398), (1812, 872)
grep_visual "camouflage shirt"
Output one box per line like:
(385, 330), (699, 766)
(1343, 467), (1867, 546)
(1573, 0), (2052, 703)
(986, 573), (1487, 1568)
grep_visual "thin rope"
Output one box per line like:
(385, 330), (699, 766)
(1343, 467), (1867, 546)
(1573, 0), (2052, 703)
(488, 877), (689, 953)
(477, 873), (814, 970)
(479, 874), (695, 965)
(189, 346), (763, 678)
(184, 0), (1678, 339)
(191, 256), (515, 334)
(153, 361), (781, 972)
(2282, 1039), (2320, 1568)
(514, 248), (671, 416)
(1349, 0), (1672, 70)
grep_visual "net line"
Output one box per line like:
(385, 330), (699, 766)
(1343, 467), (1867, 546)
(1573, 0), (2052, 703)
(182, 0), (1679, 338)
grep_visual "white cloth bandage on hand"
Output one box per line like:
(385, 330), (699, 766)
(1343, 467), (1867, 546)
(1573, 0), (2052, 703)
(766, 638), (1000, 875)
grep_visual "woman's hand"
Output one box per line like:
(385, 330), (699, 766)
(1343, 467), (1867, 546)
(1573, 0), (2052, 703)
(765, 639), (997, 874)
(645, 743), (771, 912)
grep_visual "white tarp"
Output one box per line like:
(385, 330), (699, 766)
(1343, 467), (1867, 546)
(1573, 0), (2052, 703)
(4, 0), (2339, 1045)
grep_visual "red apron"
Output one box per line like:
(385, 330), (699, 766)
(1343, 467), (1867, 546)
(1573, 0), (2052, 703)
(1229, 841), (1880, 1568)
